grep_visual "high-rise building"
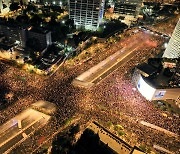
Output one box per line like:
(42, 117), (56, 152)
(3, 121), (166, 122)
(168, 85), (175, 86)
(68, 0), (105, 31)
(113, 0), (142, 26)
(0, 23), (27, 48)
(114, 0), (142, 17)
(0, 1), (2, 12)
(0, 22), (52, 50)
(163, 19), (180, 58)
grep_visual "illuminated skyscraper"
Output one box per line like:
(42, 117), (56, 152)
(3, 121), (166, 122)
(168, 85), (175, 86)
(163, 19), (180, 59)
(0, 1), (2, 12)
(69, 0), (105, 31)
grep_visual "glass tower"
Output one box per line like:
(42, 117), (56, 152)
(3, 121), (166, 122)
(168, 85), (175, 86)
(163, 19), (180, 59)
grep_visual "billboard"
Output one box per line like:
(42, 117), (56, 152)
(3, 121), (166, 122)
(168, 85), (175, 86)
(154, 91), (166, 98)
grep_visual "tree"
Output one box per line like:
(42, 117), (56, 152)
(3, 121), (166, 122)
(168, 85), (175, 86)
(69, 124), (80, 136)
(65, 19), (75, 30)
(30, 14), (43, 26)
(20, 0), (23, 6)
(3, 4), (7, 9)
(26, 4), (37, 12)
(9, 3), (20, 12)
(50, 6), (64, 13)
(16, 15), (29, 23)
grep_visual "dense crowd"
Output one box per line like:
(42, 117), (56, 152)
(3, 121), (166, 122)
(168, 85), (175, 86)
(0, 28), (179, 153)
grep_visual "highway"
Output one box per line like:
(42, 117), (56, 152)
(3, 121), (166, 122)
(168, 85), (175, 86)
(0, 109), (50, 154)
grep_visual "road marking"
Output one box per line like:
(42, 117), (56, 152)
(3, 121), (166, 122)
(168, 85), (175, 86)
(153, 145), (175, 154)
(0, 116), (43, 148)
(3, 117), (49, 154)
(73, 37), (147, 88)
(140, 121), (179, 138)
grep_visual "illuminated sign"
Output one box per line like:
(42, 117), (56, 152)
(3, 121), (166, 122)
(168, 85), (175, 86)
(154, 91), (166, 98)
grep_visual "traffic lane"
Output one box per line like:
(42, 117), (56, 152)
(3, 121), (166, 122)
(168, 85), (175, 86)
(0, 116), (35, 146)
(86, 40), (148, 83)
(0, 117), (48, 154)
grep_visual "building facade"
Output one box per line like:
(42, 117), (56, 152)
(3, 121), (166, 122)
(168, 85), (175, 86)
(114, 0), (142, 17)
(0, 23), (52, 50)
(163, 19), (180, 59)
(133, 65), (180, 101)
(0, 24), (27, 48)
(113, 0), (142, 26)
(68, 0), (105, 31)
(27, 28), (52, 50)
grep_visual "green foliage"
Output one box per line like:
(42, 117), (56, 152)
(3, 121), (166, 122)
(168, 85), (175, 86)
(10, 2), (20, 11)
(114, 124), (124, 131)
(106, 121), (113, 127)
(146, 147), (152, 153)
(139, 145), (146, 152)
(114, 125), (118, 131)
(70, 124), (80, 136)
(64, 118), (72, 125)
(13, 74), (26, 82)
(29, 69), (34, 74)
(118, 130), (125, 136)
(160, 106), (167, 111)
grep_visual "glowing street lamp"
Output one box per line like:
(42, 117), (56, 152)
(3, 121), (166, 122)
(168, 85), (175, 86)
(164, 43), (168, 48)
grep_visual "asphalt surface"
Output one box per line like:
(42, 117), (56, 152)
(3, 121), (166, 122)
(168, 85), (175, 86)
(74, 33), (153, 88)
(0, 109), (50, 154)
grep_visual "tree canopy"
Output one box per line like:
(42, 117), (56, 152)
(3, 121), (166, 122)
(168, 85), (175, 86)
(9, 2), (20, 12)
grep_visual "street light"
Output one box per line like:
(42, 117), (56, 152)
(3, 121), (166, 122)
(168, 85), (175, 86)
(164, 43), (168, 48)
(53, 1), (56, 5)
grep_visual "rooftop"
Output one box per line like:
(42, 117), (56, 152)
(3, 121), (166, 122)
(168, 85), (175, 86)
(136, 63), (158, 77)
(137, 58), (180, 88)
(28, 27), (50, 34)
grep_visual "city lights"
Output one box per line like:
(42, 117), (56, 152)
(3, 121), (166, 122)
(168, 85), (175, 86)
(0, 0), (179, 153)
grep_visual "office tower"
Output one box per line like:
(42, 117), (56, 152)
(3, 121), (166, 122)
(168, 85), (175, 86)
(163, 19), (180, 58)
(0, 1), (2, 13)
(69, 0), (105, 31)
(27, 28), (52, 49)
(114, 0), (142, 17)
(0, 23), (27, 48)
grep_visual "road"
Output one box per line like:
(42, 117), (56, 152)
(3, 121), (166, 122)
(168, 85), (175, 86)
(73, 33), (154, 88)
(0, 109), (50, 154)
